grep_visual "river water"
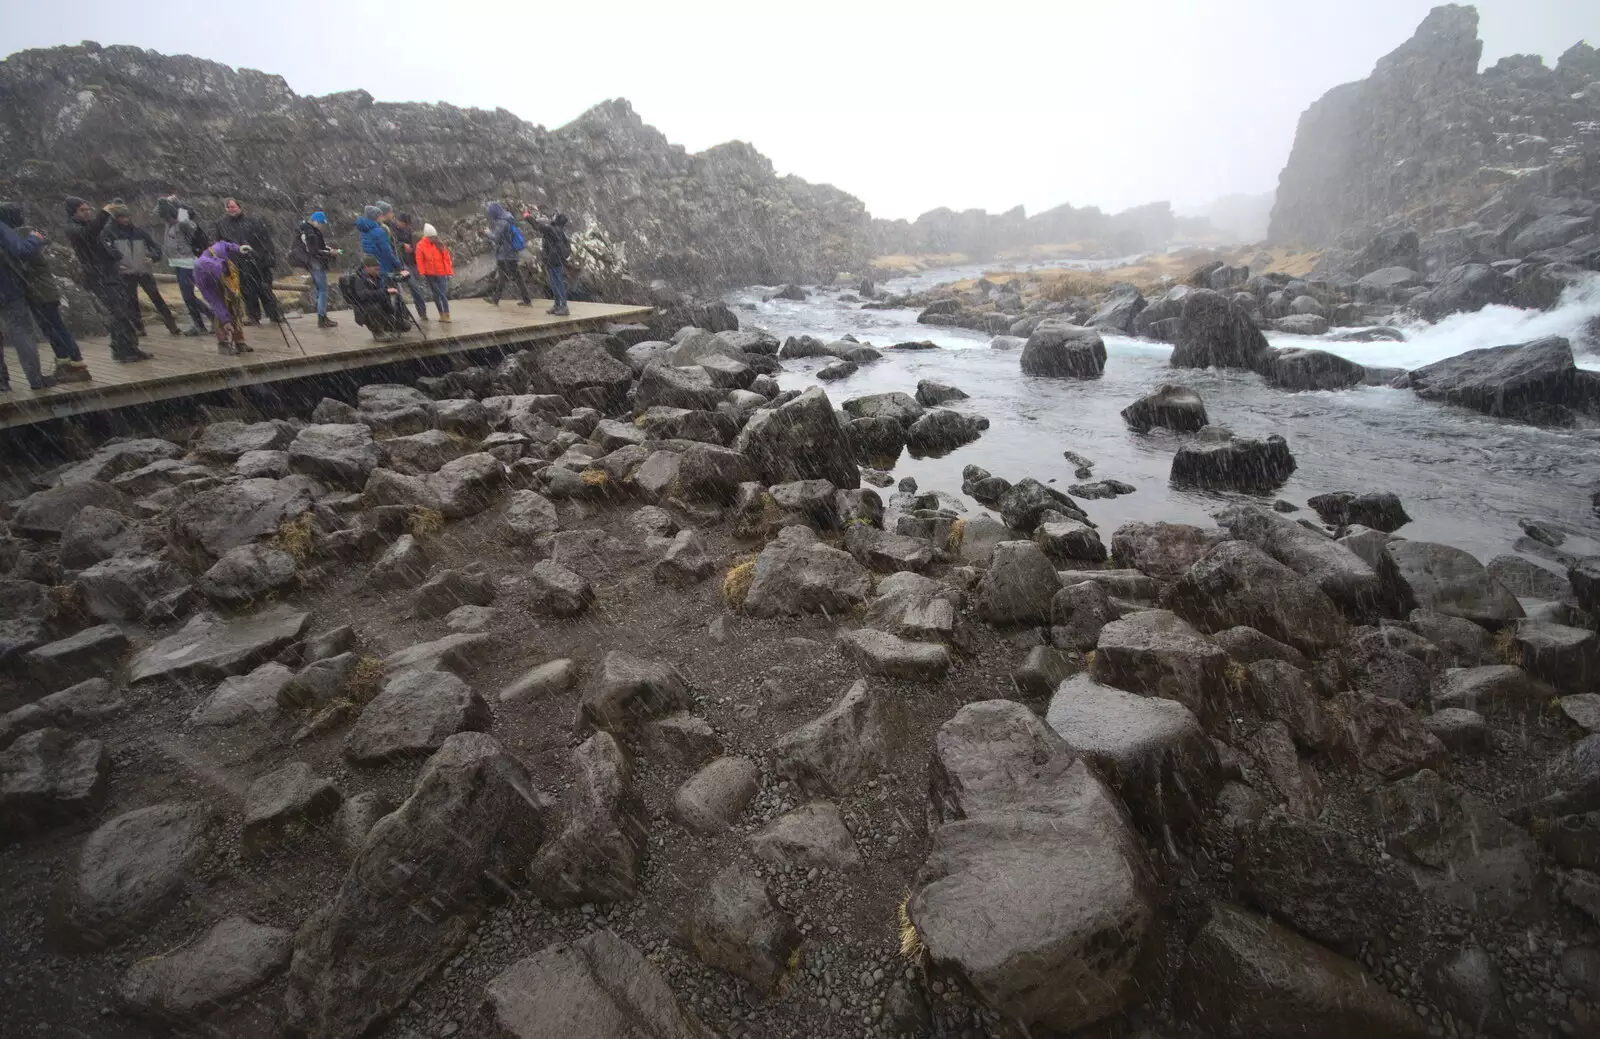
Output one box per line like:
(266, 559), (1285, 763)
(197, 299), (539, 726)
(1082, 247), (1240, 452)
(727, 265), (1600, 564)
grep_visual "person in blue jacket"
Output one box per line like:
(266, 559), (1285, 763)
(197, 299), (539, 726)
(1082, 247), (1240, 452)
(356, 205), (401, 275)
(481, 201), (531, 306)
(0, 218), (55, 390)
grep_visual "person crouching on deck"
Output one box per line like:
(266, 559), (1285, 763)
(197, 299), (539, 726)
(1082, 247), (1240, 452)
(194, 240), (253, 355)
(414, 224), (453, 323)
(342, 255), (410, 341)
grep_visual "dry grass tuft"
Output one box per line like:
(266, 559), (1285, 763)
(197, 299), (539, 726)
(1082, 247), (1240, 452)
(1038, 271), (1111, 302)
(1493, 627), (1522, 667)
(1225, 659), (1250, 689)
(347, 657), (386, 704)
(408, 508), (445, 539)
(581, 469), (610, 487)
(722, 556), (758, 608)
(945, 518), (967, 553)
(272, 513), (317, 562)
(1084, 649), (1098, 673)
(897, 893), (925, 960)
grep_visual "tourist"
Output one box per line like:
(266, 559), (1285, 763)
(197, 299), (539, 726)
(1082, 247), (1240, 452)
(0, 215), (55, 390)
(340, 254), (409, 341)
(522, 207), (573, 316)
(0, 202), (91, 383)
(391, 211), (430, 320)
(482, 201), (531, 306)
(296, 211), (341, 329)
(193, 239), (254, 355)
(357, 205), (402, 277)
(103, 203), (182, 336)
(215, 198), (283, 324)
(63, 197), (151, 363)
(414, 223), (453, 323)
(157, 196), (211, 336)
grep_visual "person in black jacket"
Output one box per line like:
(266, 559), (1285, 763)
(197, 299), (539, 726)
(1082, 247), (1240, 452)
(391, 212), (429, 320)
(103, 203), (181, 336)
(216, 197), (282, 324)
(522, 207), (572, 316)
(340, 254), (408, 341)
(296, 211), (340, 328)
(0, 202), (91, 382)
(63, 196), (151, 363)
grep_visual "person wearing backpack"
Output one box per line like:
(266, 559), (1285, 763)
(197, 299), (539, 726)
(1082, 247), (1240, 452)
(103, 203), (183, 337)
(157, 196), (210, 336)
(293, 211), (341, 329)
(522, 207), (573, 316)
(482, 201), (531, 306)
(64, 197), (151, 363)
(414, 223), (453, 323)
(340, 254), (409, 341)
(0, 202), (91, 383)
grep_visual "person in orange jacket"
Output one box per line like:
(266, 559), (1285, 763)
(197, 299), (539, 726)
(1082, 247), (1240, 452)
(413, 223), (453, 322)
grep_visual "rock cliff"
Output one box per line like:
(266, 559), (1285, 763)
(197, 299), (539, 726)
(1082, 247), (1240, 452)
(1269, 5), (1600, 252)
(871, 200), (1175, 259)
(0, 42), (873, 294)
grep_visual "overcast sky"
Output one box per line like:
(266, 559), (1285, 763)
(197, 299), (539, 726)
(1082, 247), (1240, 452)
(3, 0), (1591, 220)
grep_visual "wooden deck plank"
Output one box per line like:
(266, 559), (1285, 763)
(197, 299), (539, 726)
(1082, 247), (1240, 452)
(0, 299), (651, 430)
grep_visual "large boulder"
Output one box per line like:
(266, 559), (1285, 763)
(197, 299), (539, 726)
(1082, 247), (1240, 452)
(343, 669), (492, 763)
(1092, 610), (1230, 719)
(1019, 321), (1106, 378)
(199, 544), (299, 607)
(1175, 904), (1428, 1039)
(911, 700), (1155, 1034)
(532, 336), (633, 407)
(12, 481), (133, 540)
(1384, 541), (1523, 626)
(287, 424), (385, 488)
(1413, 263), (1509, 320)
(168, 478), (316, 564)
(742, 526), (872, 618)
(1307, 491), (1412, 532)
(0, 728), (110, 834)
(1121, 384), (1208, 432)
(733, 386), (859, 488)
(770, 679), (888, 796)
(841, 392), (923, 427)
(1169, 288), (1270, 369)
(683, 865), (801, 992)
(1170, 427), (1296, 492)
(1086, 283), (1146, 334)
(1215, 503), (1388, 618)
(117, 915), (292, 1029)
(1110, 520), (1217, 581)
(55, 802), (210, 949)
(129, 607), (311, 684)
(356, 384), (434, 435)
(1407, 336), (1597, 425)
(580, 651), (691, 732)
(285, 734), (543, 1039)
(1260, 348), (1367, 392)
(976, 541), (1061, 626)
(531, 732), (648, 906)
(1163, 541), (1346, 654)
(904, 408), (985, 453)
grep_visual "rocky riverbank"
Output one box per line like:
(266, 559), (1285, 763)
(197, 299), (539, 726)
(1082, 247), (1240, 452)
(1, 303), (1599, 1038)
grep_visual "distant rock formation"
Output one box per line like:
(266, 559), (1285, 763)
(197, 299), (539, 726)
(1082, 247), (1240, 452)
(871, 200), (1176, 260)
(1269, 5), (1600, 254)
(0, 42), (873, 294)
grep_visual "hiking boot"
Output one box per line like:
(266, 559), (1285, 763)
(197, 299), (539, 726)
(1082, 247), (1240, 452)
(182, 325), (205, 337)
(317, 316), (338, 329)
(52, 362), (92, 383)
(550, 306), (570, 316)
(28, 375), (59, 390)
(516, 300), (533, 307)
(417, 311), (429, 321)
(218, 342), (242, 356)
(438, 313), (452, 323)
(487, 298), (500, 306)
(114, 348), (154, 363)
(165, 321), (183, 335)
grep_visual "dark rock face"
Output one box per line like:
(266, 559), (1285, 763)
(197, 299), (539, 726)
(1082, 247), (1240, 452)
(1019, 322), (1107, 378)
(1170, 428), (1296, 492)
(0, 45), (871, 294)
(1169, 290), (1270, 370)
(1407, 336), (1598, 426)
(1121, 384), (1208, 432)
(1270, 5), (1599, 255)
(1260, 349), (1367, 392)
(1308, 491), (1412, 532)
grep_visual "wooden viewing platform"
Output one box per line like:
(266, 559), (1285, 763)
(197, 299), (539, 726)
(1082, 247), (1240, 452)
(0, 298), (652, 431)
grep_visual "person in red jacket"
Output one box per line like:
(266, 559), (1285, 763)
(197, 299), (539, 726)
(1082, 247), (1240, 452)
(413, 224), (453, 322)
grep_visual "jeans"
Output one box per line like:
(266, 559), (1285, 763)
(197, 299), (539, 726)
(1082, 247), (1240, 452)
(487, 259), (530, 304)
(29, 302), (83, 362)
(547, 264), (567, 309)
(239, 262), (282, 322)
(90, 279), (142, 358)
(310, 267), (328, 318)
(174, 266), (208, 328)
(426, 275), (450, 314)
(125, 273), (177, 330)
(0, 297), (46, 388)
(405, 268), (428, 314)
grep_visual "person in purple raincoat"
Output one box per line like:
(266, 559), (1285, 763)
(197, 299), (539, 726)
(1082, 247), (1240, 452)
(193, 239), (253, 355)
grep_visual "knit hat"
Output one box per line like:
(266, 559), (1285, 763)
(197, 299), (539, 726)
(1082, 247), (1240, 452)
(64, 196), (89, 218)
(363, 205), (381, 221)
(375, 201), (393, 216)
(396, 211), (411, 225)
(0, 203), (22, 229)
(360, 254), (380, 269)
(310, 211), (327, 225)
(422, 223), (438, 238)
(106, 202), (130, 219)
(553, 213), (569, 227)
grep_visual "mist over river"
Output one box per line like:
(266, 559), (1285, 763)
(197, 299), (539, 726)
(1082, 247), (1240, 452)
(728, 265), (1600, 563)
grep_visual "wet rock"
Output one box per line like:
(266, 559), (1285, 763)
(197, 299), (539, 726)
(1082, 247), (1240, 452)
(1093, 610), (1230, 719)
(1033, 517), (1106, 562)
(382, 429), (468, 475)
(747, 800), (861, 871)
(672, 756), (758, 834)
(637, 406), (735, 445)
(582, 651), (690, 732)
(997, 477), (1086, 531)
(905, 408), (985, 452)
(528, 559), (595, 617)
(1487, 554), (1573, 602)
(362, 467), (444, 512)
(1046, 675), (1221, 850)
(502, 489), (561, 544)
(356, 384), (435, 435)
(1407, 335), (1592, 425)
(1164, 540), (1346, 654)
(23, 624), (128, 690)
(58, 506), (151, 571)
(1110, 520), (1217, 581)
(1514, 619), (1598, 694)
(1424, 707), (1488, 752)
(278, 652), (361, 710)
(1050, 579), (1115, 652)
(1019, 321), (1107, 378)
(674, 442), (755, 504)
(428, 452), (504, 518)
(977, 541), (1061, 626)
(863, 571), (968, 649)
(684, 864), (800, 992)
(743, 526), (872, 618)
(1215, 502), (1386, 619)
(330, 791), (392, 860)
(1424, 946), (1516, 1039)
(648, 529), (712, 586)
(913, 700), (1155, 1034)
(1169, 288), (1271, 370)
(1343, 627), (1433, 705)
(1246, 660), (1329, 749)
(531, 336), (633, 407)
(771, 679), (887, 796)
(915, 379), (969, 405)
(130, 606), (311, 684)
(410, 569), (495, 619)
(0, 678), (123, 750)
(189, 662), (294, 727)
(13, 480), (133, 540)
(343, 669), (491, 763)
(1561, 693), (1600, 734)
(1238, 809), (1407, 954)
(532, 732), (648, 906)
(1430, 664), (1549, 717)
(1261, 348), (1366, 391)
(1337, 524), (1394, 570)
(843, 525), (933, 574)
(837, 628), (951, 681)
(1408, 608), (1496, 667)
(286, 733), (542, 1038)
(369, 533), (430, 590)
(1369, 768), (1537, 916)
(1213, 626), (1311, 670)
(117, 915), (292, 1029)
(1243, 720), (1322, 817)
(1122, 384), (1209, 432)
(0, 728), (109, 834)
(1170, 427), (1296, 492)
(240, 761), (341, 856)
(1327, 691), (1447, 780)
(383, 633), (494, 678)
(734, 386), (859, 489)
(842, 391), (923, 426)
(288, 423), (385, 488)
(1014, 644), (1080, 697)
(1307, 491), (1412, 532)
(1571, 556), (1600, 614)
(199, 543), (298, 607)
(168, 477), (316, 563)
(55, 802), (209, 949)
(1175, 903), (1428, 1039)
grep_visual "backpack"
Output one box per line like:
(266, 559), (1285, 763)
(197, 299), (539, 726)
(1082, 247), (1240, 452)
(337, 272), (365, 324)
(286, 233), (312, 270)
(508, 224), (526, 252)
